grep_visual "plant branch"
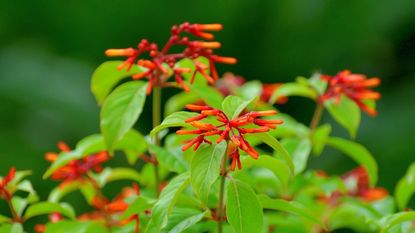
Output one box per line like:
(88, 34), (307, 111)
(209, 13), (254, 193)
(217, 147), (228, 233)
(152, 86), (161, 196)
(310, 102), (324, 132)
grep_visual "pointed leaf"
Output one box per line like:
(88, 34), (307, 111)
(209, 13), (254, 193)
(222, 96), (256, 119)
(150, 111), (199, 137)
(101, 81), (148, 153)
(145, 173), (190, 233)
(226, 179), (263, 233)
(190, 142), (227, 204)
(121, 196), (156, 220)
(149, 144), (188, 173)
(325, 95), (360, 138)
(269, 82), (317, 104)
(395, 162), (415, 210)
(162, 208), (207, 233)
(380, 212), (415, 233)
(24, 202), (75, 220)
(327, 137), (378, 186)
(312, 124), (332, 156)
(281, 138), (312, 174)
(165, 92), (199, 116)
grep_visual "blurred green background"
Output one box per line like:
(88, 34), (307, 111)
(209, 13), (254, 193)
(1, 0), (415, 203)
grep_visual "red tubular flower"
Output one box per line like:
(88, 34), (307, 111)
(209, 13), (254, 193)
(176, 105), (283, 170)
(45, 142), (109, 187)
(320, 70), (381, 116)
(105, 22), (237, 95)
(0, 167), (16, 200)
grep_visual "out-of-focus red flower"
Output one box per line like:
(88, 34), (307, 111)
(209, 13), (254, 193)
(261, 83), (288, 104)
(177, 105), (283, 170)
(320, 70), (381, 116)
(0, 167), (15, 200)
(45, 142), (109, 187)
(318, 167), (388, 204)
(105, 23), (237, 95)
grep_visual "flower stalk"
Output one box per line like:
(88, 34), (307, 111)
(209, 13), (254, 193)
(152, 86), (161, 196)
(217, 147), (228, 233)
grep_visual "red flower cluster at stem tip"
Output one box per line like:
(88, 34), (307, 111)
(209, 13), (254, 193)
(45, 141), (110, 187)
(317, 167), (387, 204)
(105, 23), (237, 95)
(0, 167), (15, 200)
(177, 105), (283, 171)
(320, 70), (381, 116)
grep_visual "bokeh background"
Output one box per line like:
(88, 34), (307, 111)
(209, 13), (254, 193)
(1, 0), (415, 208)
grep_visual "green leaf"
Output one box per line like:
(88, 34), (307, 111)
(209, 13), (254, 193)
(226, 179), (263, 233)
(145, 172), (191, 233)
(327, 137), (378, 187)
(269, 82), (318, 104)
(48, 182), (80, 203)
(240, 155), (291, 191)
(150, 111), (199, 137)
(162, 208), (207, 233)
(45, 220), (108, 233)
(190, 142), (227, 204)
(91, 61), (145, 105)
(306, 73), (327, 95)
(258, 194), (325, 228)
(222, 95), (256, 119)
(0, 224), (23, 233)
(236, 81), (262, 101)
(189, 83), (224, 109)
(100, 81), (148, 153)
(395, 163), (415, 210)
(312, 124), (332, 156)
(121, 195), (156, 220)
(11, 196), (28, 217)
(149, 144), (188, 173)
(165, 92), (200, 117)
(325, 95), (360, 138)
(329, 198), (381, 232)
(0, 215), (10, 223)
(115, 129), (147, 165)
(92, 167), (141, 187)
(247, 132), (294, 174)
(281, 138), (312, 174)
(24, 202), (75, 220)
(380, 212), (415, 233)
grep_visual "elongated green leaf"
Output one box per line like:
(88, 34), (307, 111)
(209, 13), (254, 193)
(121, 196), (156, 220)
(0, 215), (10, 223)
(227, 179), (263, 233)
(237, 81), (262, 101)
(92, 167), (141, 187)
(241, 155), (291, 191)
(281, 138), (312, 174)
(151, 111), (199, 137)
(306, 73), (327, 95)
(325, 95), (360, 138)
(191, 142), (226, 204)
(327, 137), (378, 186)
(258, 194), (325, 228)
(395, 163), (415, 210)
(101, 81), (147, 153)
(24, 202), (75, 220)
(312, 124), (331, 156)
(149, 144), (188, 173)
(222, 96), (255, 119)
(162, 208), (207, 233)
(48, 182), (80, 203)
(165, 92), (199, 117)
(189, 83), (224, 109)
(269, 82), (318, 104)
(247, 132), (294, 173)
(329, 198), (381, 232)
(91, 61), (145, 105)
(0, 224), (23, 233)
(115, 129), (147, 164)
(145, 173), (190, 233)
(380, 212), (415, 233)
(44, 220), (107, 233)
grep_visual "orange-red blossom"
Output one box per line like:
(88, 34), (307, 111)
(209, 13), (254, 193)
(105, 23), (237, 95)
(45, 141), (110, 188)
(177, 105), (283, 170)
(0, 167), (15, 200)
(320, 70), (381, 116)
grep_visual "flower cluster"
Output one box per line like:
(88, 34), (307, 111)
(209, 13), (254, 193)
(177, 105), (283, 170)
(0, 167), (15, 200)
(320, 70), (381, 116)
(45, 142), (109, 187)
(105, 22), (237, 95)
(318, 167), (387, 204)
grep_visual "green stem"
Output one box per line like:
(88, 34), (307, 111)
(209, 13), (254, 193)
(217, 149), (228, 233)
(7, 197), (21, 223)
(310, 102), (324, 132)
(152, 86), (161, 196)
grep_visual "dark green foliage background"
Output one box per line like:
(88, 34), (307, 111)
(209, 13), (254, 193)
(1, 0), (415, 204)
